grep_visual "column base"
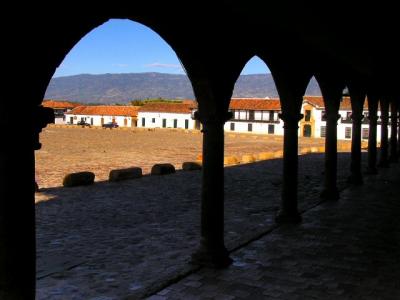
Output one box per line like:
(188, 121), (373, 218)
(320, 188), (340, 201)
(365, 167), (378, 175)
(275, 210), (302, 224)
(191, 243), (232, 268)
(347, 173), (363, 185)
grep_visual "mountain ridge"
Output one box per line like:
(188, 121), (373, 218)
(45, 72), (322, 104)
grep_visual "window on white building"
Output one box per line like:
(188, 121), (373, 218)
(268, 124), (274, 134)
(239, 110), (247, 120)
(304, 110), (311, 121)
(254, 111), (262, 121)
(248, 110), (255, 121)
(230, 122), (235, 131)
(321, 111), (327, 121)
(345, 127), (352, 139)
(152, 118), (155, 123)
(248, 123), (252, 132)
(362, 128), (369, 140)
(320, 126), (326, 137)
(269, 111), (274, 121)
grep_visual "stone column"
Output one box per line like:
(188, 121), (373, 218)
(398, 110), (400, 156)
(275, 112), (303, 224)
(320, 111), (341, 200)
(389, 101), (398, 162)
(378, 99), (390, 167)
(315, 76), (344, 201)
(191, 111), (232, 267)
(366, 96), (379, 174)
(1, 104), (53, 300)
(348, 112), (364, 184)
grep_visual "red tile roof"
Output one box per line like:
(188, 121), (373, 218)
(139, 102), (197, 113)
(229, 98), (281, 110)
(303, 96), (325, 108)
(42, 99), (81, 109)
(67, 106), (140, 117)
(304, 96), (368, 111)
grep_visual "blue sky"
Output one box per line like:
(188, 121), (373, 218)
(53, 19), (270, 78)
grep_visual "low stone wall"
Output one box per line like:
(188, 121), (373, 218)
(182, 162), (202, 171)
(109, 167), (142, 182)
(151, 163), (176, 175)
(63, 171), (95, 187)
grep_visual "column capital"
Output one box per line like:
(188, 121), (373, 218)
(367, 115), (378, 122)
(194, 110), (232, 126)
(33, 105), (54, 150)
(325, 112), (341, 122)
(278, 113), (303, 124)
(351, 113), (364, 123)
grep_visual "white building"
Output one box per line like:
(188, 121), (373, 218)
(302, 96), (390, 142)
(225, 98), (284, 135)
(65, 106), (139, 127)
(137, 102), (200, 130)
(42, 99), (81, 124)
(64, 98), (391, 142)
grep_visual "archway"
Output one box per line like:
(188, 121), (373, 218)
(36, 18), (204, 299)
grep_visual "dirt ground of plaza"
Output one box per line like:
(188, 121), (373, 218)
(35, 126), (349, 190)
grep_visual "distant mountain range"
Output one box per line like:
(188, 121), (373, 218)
(45, 72), (322, 104)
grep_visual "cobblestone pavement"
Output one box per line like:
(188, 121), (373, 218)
(149, 161), (400, 300)
(36, 152), (368, 299)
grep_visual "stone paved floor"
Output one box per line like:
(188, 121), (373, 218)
(36, 152), (381, 299)
(148, 161), (400, 300)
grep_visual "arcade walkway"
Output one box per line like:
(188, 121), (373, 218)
(146, 163), (400, 300)
(36, 153), (400, 299)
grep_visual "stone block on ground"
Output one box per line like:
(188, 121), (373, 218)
(151, 163), (176, 175)
(258, 152), (275, 160)
(241, 154), (256, 163)
(182, 162), (202, 171)
(63, 171), (95, 187)
(224, 156), (239, 165)
(300, 147), (311, 155)
(109, 167), (142, 182)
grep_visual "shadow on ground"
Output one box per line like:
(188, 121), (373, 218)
(36, 152), (367, 299)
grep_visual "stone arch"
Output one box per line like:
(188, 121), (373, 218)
(229, 55), (279, 135)
(44, 17), (192, 100)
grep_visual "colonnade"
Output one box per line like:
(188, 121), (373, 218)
(189, 76), (399, 267)
(1, 8), (400, 299)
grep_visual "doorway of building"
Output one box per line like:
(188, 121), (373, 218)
(303, 124), (312, 137)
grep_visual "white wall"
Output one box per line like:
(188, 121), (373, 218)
(137, 112), (195, 129)
(224, 120), (284, 135)
(54, 117), (65, 125)
(64, 114), (136, 127)
(312, 109), (390, 142)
